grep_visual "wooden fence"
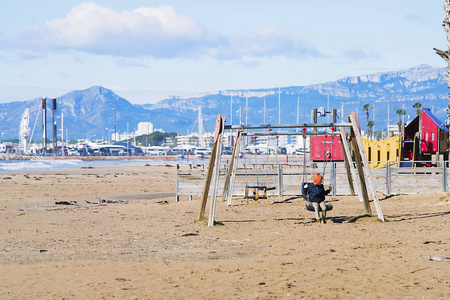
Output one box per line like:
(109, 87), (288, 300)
(175, 161), (449, 201)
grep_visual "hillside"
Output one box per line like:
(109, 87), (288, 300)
(0, 65), (448, 140)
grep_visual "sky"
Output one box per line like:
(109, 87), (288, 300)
(0, 0), (446, 104)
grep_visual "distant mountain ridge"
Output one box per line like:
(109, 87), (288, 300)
(0, 65), (448, 141)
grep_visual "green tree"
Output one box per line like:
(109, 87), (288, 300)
(362, 103), (372, 138)
(395, 108), (407, 134)
(412, 102), (422, 115)
(131, 132), (178, 147)
(367, 120), (374, 140)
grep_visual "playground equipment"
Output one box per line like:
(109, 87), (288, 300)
(198, 111), (385, 227)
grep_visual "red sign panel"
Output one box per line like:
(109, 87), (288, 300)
(310, 135), (344, 162)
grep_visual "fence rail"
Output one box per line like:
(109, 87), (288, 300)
(175, 161), (449, 201)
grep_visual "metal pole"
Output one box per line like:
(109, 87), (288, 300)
(278, 163), (283, 196)
(114, 98), (117, 142)
(386, 162), (391, 195)
(263, 97), (266, 124)
(296, 97), (299, 133)
(225, 122), (351, 130)
(230, 96), (233, 125)
(278, 87), (281, 125)
(443, 160), (447, 192)
(52, 99), (57, 156)
(313, 109), (318, 132)
(61, 113), (64, 157)
(239, 106), (242, 124)
(332, 162), (336, 196)
(246, 97), (248, 125)
(42, 97), (47, 151)
(327, 95), (330, 123)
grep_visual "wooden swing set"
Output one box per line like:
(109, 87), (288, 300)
(198, 111), (385, 227)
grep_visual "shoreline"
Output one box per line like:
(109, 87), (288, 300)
(0, 154), (178, 161)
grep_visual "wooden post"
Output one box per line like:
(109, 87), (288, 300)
(349, 127), (372, 214)
(386, 162), (391, 195)
(443, 160), (447, 192)
(198, 139), (218, 219)
(176, 164), (180, 202)
(198, 115), (222, 220)
(208, 117), (225, 227)
(313, 109), (317, 132)
(340, 132), (355, 196)
(339, 127), (362, 200)
(278, 164), (283, 196)
(350, 113), (384, 221)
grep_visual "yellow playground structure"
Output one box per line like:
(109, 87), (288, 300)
(362, 136), (400, 169)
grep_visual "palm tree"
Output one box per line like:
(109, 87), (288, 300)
(412, 102), (422, 115)
(367, 120), (374, 140)
(395, 108), (407, 134)
(362, 103), (372, 137)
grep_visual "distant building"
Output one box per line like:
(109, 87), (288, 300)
(136, 122), (154, 135)
(387, 124), (400, 137)
(176, 133), (213, 147)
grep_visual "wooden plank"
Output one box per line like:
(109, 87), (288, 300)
(339, 127), (363, 201)
(208, 117), (225, 227)
(340, 129), (355, 195)
(221, 130), (242, 202)
(349, 131), (372, 214)
(198, 134), (218, 219)
(350, 114), (384, 221)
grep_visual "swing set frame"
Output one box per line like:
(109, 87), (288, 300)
(198, 111), (385, 227)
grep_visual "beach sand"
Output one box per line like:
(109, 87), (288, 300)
(0, 163), (449, 299)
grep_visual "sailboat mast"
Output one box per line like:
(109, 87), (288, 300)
(198, 106), (203, 147)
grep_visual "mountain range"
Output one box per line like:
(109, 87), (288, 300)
(0, 64), (448, 141)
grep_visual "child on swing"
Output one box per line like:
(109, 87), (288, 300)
(308, 173), (331, 223)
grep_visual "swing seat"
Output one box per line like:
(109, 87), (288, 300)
(305, 203), (333, 212)
(301, 182), (333, 212)
(245, 185), (276, 200)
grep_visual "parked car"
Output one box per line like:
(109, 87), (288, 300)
(146, 148), (164, 156)
(77, 148), (94, 156)
(169, 148), (187, 155)
(132, 147), (144, 156)
(292, 148), (310, 155)
(120, 148), (133, 156)
(59, 148), (68, 156)
(195, 148), (210, 157)
(110, 149), (121, 156)
(222, 147), (233, 155)
(77, 148), (88, 156)
(67, 148), (77, 156)
(95, 147), (111, 156)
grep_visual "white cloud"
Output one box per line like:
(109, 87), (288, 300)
(405, 13), (429, 24)
(343, 48), (380, 62)
(1, 3), (322, 62)
(116, 58), (149, 68)
(212, 28), (324, 60)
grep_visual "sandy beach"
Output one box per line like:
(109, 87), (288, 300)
(0, 162), (449, 299)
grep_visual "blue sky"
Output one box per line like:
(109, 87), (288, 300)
(0, 0), (446, 104)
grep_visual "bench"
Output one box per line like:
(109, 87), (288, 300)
(244, 185), (276, 200)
